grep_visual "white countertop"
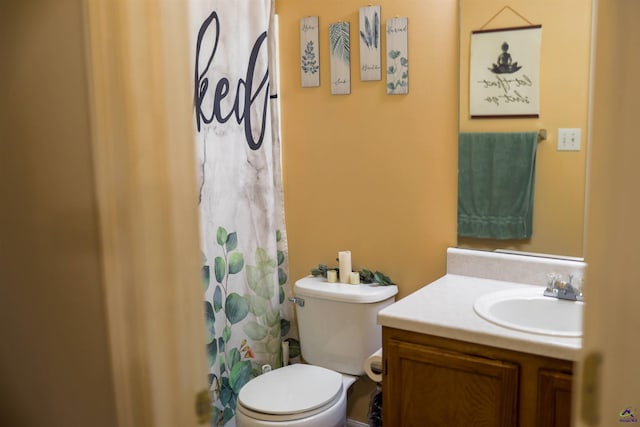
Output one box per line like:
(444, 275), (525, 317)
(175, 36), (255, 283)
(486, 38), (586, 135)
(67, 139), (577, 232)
(377, 274), (582, 361)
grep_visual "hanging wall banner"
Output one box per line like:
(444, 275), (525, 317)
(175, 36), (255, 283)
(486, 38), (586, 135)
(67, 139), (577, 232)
(469, 25), (542, 118)
(386, 17), (408, 95)
(300, 16), (320, 87)
(359, 5), (381, 81)
(329, 21), (351, 94)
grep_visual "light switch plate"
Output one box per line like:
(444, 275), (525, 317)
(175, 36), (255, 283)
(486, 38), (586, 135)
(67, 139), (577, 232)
(557, 128), (581, 151)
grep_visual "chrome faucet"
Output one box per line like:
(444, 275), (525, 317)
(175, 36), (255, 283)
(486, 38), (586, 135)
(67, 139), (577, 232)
(544, 274), (584, 301)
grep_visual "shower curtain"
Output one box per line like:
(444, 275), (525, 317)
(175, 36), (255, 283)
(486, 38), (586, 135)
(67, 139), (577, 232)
(190, 1), (298, 425)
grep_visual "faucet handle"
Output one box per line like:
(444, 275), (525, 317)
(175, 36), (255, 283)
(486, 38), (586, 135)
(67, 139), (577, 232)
(543, 272), (584, 301)
(545, 273), (559, 291)
(544, 273), (559, 298)
(572, 275), (585, 301)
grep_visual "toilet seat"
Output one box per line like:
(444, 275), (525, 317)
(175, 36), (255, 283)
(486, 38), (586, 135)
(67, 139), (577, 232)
(237, 364), (343, 422)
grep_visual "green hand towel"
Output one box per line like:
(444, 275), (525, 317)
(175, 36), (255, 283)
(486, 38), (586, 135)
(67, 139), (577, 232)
(458, 132), (538, 240)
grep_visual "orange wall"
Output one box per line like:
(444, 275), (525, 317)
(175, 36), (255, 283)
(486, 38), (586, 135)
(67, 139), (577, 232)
(459, 0), (592, 258)
(276, 0), (459, 298)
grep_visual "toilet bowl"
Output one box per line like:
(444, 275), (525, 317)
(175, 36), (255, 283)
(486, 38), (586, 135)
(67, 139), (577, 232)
(236, 364), (356, 427)
(235, 276), (398, 427)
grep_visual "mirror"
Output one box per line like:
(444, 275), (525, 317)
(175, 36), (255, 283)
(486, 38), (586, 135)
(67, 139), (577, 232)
(458, 0), (593, 258)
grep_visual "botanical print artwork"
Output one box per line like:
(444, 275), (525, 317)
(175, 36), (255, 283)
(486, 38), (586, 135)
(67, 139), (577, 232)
(300, 16), (320, 87)
(359, 5), (381, 81)
(386, 17), (408, 95)
(329, 21), (351, 95)
(469, 26), (542, 117)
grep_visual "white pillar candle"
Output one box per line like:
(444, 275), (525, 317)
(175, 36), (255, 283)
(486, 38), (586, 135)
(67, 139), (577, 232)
(338, 251), (352, 283)
(327, 269), (338, 283)
(349, 271), (360, 285)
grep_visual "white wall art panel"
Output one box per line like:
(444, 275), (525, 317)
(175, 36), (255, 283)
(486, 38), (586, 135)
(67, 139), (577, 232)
(386, 17), (408, 95)
(359, 5), (381, 81)
(300, 16), (320, 87)
(329, 21), (351, 95)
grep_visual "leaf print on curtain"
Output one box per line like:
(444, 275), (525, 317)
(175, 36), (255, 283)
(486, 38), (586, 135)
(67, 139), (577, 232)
(190, 1), (299, 425)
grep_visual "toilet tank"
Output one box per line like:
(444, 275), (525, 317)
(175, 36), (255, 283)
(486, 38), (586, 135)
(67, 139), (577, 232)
(293, 276), (398, 375)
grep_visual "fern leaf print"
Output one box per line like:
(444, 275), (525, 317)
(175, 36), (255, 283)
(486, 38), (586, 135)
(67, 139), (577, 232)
(301, 41), (319, 74)
(329, 21), (350, 94)
(360, 30), (369, 48)
(364, 16), (372, 47)
(330, 22), (350, 64)
(358, 5), (382, 81)
(373, 12), (379, 48)
(300, 16), (320, 87)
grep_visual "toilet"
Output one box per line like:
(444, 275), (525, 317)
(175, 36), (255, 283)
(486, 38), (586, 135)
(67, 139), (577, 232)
(236, 276), (398, 427)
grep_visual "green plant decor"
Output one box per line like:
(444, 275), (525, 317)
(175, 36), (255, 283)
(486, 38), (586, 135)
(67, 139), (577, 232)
(329, 22), (350, 64)
(359, 11), (379, 49)
(301, 41), (319, 74)
(310, 263), (396, 286)
(387, 49), (408, 94)
(203, 227), (300, 426)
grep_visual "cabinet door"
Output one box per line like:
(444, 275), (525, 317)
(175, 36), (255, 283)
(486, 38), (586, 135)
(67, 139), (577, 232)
(537, 370), (573, 427)
(384, 340), (519, 427)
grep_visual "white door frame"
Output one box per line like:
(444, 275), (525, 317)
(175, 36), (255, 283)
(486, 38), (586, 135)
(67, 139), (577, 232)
(84, 1), (208, 426)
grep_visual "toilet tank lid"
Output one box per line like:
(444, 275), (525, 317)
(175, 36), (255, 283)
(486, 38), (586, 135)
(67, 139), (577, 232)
(294, 276), (398, 303)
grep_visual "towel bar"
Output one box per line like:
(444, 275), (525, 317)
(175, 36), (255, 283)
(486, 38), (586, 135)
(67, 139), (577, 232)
(538, 129), (547, 141)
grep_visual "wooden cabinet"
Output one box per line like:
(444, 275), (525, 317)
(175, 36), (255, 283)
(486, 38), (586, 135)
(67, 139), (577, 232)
(385, 338), (518, 426)
(537, 370), (573, 427)
(382, 328), (574, 427)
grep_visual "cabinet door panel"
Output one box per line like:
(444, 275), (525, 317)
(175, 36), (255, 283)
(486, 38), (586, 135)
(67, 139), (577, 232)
(385, 340), (519, 427)
(537, 370), (573, 427)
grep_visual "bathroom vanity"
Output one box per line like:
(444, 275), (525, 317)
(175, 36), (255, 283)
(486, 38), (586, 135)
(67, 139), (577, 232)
(382, 327), (572, 427)
(378, 249), (585, 427)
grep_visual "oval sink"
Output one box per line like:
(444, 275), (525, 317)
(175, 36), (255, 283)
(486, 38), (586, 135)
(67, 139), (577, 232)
(473, 287), (583, 337)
